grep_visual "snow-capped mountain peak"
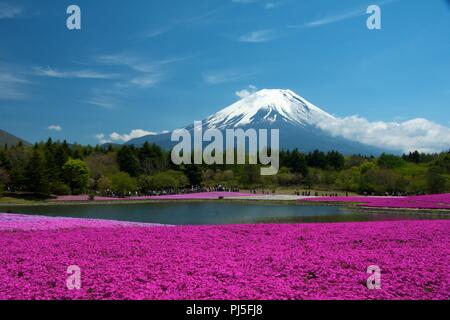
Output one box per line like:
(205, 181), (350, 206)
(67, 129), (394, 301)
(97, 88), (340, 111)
(205, 89), (335, 129)
(127, 88), (385, 155)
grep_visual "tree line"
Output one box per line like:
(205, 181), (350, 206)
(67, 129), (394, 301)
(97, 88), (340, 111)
(0, 139), (449, 197)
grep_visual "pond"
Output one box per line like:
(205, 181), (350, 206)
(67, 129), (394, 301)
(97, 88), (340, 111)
(0, 202), (446, 225)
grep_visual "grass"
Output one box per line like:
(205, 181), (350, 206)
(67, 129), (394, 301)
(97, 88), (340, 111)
(0, 197), (41, 205)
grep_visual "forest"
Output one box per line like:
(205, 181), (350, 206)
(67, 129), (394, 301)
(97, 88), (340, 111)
(0, 139), (449, 197)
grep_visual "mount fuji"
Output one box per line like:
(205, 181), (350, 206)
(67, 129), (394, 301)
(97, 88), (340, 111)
(127, 89), (387, 155)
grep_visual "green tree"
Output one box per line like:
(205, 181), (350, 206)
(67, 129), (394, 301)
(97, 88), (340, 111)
(97, 176), (113, 193)
(360, 168), (407, 194)
(426, 167), (447, 194)
(85, 152), (119, 180)
(287, 149), (308, 176)
(111, 172), (137, 195)
(138, 142), (166, 175)
(378, 153), (406, 169)
(326, 151), (345, 170)
(25, 149), (49, 194)
(62, 159), (90, 194)
(183, 164), (202, 186)
(138, 170), (189, 191)
(336, 167), (361, 192)
(0, 167), (10, 195)
(117, 146), (140, 177)
(306, 150), (328, 169)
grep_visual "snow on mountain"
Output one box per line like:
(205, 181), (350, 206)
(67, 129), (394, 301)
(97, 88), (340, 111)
(204, 89), (334, 129)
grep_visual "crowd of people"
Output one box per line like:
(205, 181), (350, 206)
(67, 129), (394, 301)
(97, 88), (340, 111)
(95, 185), (242, 199)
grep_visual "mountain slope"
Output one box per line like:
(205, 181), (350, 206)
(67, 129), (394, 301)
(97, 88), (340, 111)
(128, 89), (388, 155)
(0, 129), (30, 147)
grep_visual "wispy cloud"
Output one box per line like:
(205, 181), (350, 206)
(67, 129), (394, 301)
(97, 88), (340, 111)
(0, 2), (23, 19)
(288, 7), (364, 29)
(141, 5), (228, 39)
(231, 0), (282, 10)
(84, 97), (115, 109)
(48, 125), (62, 132)
(96, 53), (157, 73)
(82, 87), (123, 109)
(33, 67), (117, 80)
(288, 0), (396, 29)
(203, 70), (254, 85)
(0, 70), (29, 100)
(129, 74), (165, 88)
(142, 26), (172, 38)
(96, 53), (192, 88)
(96, 129), (157, 144)
(238, 29), (276, 43)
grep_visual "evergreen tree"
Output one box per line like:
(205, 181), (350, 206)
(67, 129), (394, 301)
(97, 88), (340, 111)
(25, 149), (49, 194)
(117, 145), (140, 177)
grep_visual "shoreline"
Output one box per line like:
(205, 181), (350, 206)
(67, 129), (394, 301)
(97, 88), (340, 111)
(1, 194), (449, 215)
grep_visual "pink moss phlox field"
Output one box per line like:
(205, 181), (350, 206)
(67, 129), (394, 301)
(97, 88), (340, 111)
(0, 214), (163, 231)
(303, 194), (450, 210)
(0, 214), (448, 300)
(55, 192), (256, 202)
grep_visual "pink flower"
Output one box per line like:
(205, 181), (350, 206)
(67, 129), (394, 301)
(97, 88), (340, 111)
(0, 213), (448, 300)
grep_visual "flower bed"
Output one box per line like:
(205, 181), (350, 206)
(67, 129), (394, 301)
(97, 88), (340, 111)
(55, 192), (256, 202)
(303, 194), (450, 210)
(0, 213), (448, 300)
(0, 213), (164, 231)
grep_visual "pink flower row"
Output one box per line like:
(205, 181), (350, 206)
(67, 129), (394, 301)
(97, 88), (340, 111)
(0, 213), (448, 300)
(303, 194), (450, 209)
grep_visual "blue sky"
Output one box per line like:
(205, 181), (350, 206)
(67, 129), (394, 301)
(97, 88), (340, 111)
(0, 0), (449, 146)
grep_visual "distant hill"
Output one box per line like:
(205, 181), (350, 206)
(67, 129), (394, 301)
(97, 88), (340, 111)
(99, 142), (122, 150)
(0, 129), (30, 147)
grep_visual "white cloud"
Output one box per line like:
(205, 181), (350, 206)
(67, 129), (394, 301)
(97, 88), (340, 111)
(129, 74), (164, 88)
(235, 85), (257, 98)
(0, 2), (22, 19)
(48, 125), (62, 132)
(315, 115), (450, 154)
(239, 29), (276, 43)
(264, 2), (282, 9)
(95, 134), (110, 145)
(96, 54), (156, 73)
(33, 67), (116, 80)
(203, 70), (254, 85)
(96, 130), (157, 144)
(84, 98), (115, 109)
(143, 26), (172, 38)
